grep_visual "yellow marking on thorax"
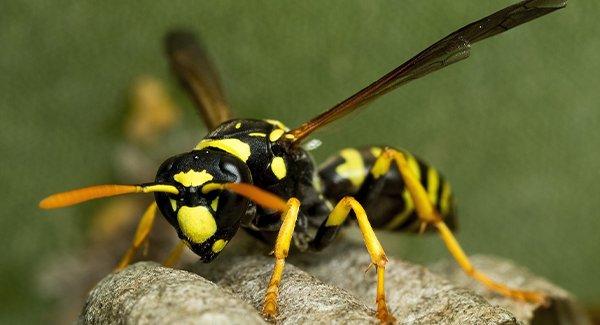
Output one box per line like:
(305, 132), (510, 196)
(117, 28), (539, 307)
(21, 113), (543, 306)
(271, 156), (287, 180)
(211, 239), (228, 253)
(269, 129), (285, 142)
(440, 182), (452, 215)
(196, 138), (251, 162)
(177, 205), (217, 244)
(427, 168), (439, 205)
(170, 199), (178, 211)
(264, 119), (289, 131)
(235, 122), (241, 129)
(173, 169), (214, 187)
(385, 189), (415, 229)
(249, 132), (266, 137)
(336, 148), (366, 189)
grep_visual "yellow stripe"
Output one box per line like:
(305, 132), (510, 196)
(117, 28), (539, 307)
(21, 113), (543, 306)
(406, 153), (421, 180)
(335, 148), (366, 189)
(195, 138), (251, 162)
(384, 189), (414, 229)
(269, 129), (285, 142)
(371, 154), (391, 179)
(427, 168), (439, 205)
(440, 182), (452, 215)
(264, 119), (290, 131)
(370, 147), (383, 158)
(248, 132), (266, 137)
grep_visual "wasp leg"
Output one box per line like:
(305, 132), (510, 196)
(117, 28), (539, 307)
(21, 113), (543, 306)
(115, 202), (157, 271)
(311, 197), (395, 324)
(262, 198), (301, 319)
(163, 240), (187, 268)
(376, 148), (547, 304)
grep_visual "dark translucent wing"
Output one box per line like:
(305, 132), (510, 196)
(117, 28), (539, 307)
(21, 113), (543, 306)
(165, 30), (232, 130)
(288, 0), (567, 142)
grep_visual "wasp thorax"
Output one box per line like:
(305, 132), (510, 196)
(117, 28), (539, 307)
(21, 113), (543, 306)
(153, 149), (252, 262)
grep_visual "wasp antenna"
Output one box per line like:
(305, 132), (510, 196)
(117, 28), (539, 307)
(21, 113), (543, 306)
(39, 183), (179, 209)
(204, 182), (287, 212)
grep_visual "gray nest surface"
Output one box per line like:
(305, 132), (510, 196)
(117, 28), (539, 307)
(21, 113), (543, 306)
(80, 236), (590, 325)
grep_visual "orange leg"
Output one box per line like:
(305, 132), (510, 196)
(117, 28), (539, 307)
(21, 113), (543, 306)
(163, 240), (187, 268)
(115, 203), (157, 271)
(376, 148), (547, 304)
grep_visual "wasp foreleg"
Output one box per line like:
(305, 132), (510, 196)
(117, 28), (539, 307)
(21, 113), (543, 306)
(262, 198), (301, 319)
(115, 202), (158, 271)
(163, 240), (187, 268)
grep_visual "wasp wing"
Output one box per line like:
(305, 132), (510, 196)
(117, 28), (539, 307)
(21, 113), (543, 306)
(287, 0), (567, 142)
(165, 30), (233, 130)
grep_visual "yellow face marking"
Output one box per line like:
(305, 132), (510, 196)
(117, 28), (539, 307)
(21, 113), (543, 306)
(177, 205), (217, 244)
(211, 197), (219, 211)
(173, 169), (214, 187)
(248, 132), (267, 137)
(170, 199), (178, 211)
(211, 239), (228, 253)
(370, 147), (383, 158)
(264, 119), (289, 131)
(196, 138), (251, 162)
(384, 190), (414, 229)
(271, 156), (287, 180)
(269, 129), (285, 142)
(427, 168), (440, 205)
(235, 122), (241, 129)
(440, 182), (452, 215)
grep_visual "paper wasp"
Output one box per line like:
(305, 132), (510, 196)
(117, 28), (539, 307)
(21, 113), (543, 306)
(39, 1), (566, 322)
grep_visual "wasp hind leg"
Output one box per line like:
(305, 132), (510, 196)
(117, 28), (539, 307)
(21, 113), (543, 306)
(373, 147), (547, 304)
(310, 196), (396, 323)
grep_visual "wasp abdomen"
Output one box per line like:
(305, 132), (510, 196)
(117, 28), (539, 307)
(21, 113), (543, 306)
(318, 146), (456, 232)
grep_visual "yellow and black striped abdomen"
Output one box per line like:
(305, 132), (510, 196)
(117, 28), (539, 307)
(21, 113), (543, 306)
(318, 146), (456, 232)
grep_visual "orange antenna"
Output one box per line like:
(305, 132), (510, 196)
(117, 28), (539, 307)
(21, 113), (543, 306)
(39, 183), (179, 209)
(202, 182), (287, 212)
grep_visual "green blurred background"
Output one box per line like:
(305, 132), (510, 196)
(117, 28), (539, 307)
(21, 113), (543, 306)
(2, 1), (599, 323)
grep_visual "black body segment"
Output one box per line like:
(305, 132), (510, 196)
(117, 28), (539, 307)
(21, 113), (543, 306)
(200, 119), (326, 226)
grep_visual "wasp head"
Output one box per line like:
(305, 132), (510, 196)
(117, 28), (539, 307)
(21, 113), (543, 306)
(154, 149), (252, 262)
